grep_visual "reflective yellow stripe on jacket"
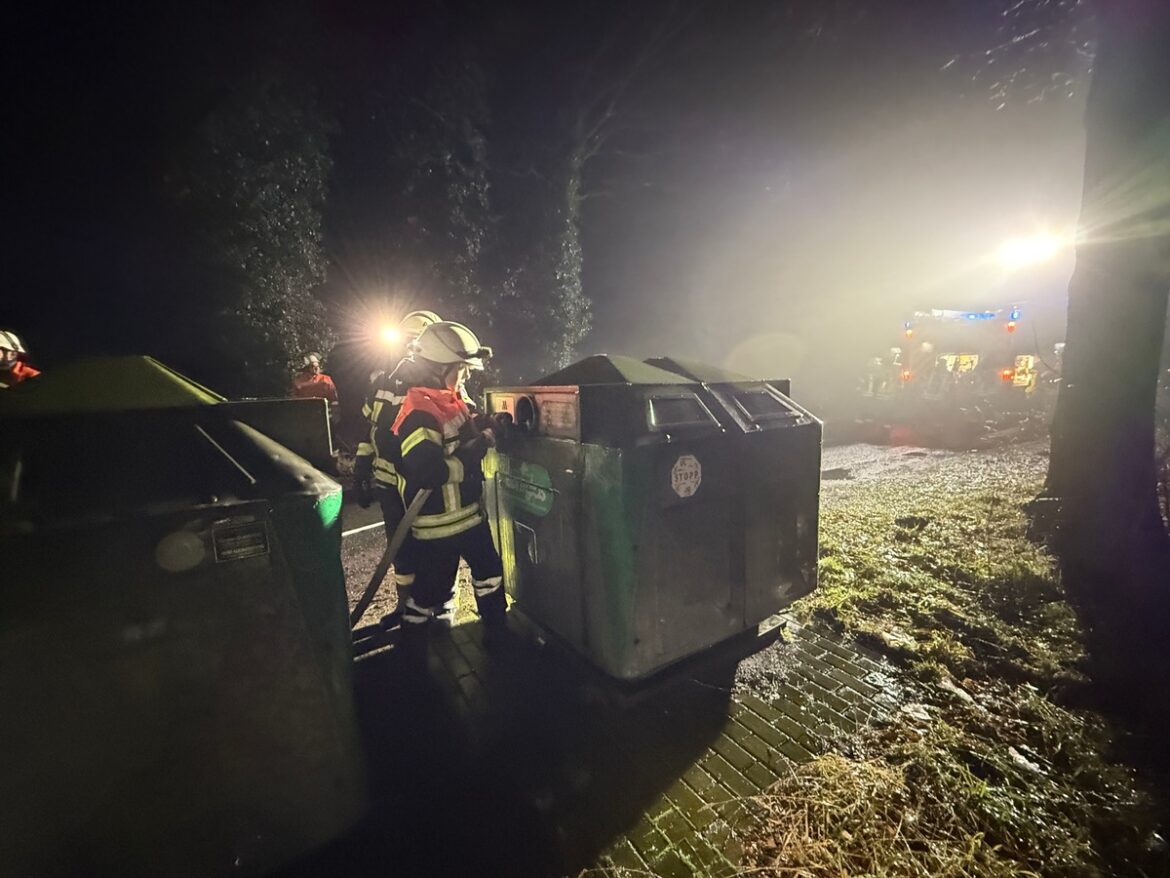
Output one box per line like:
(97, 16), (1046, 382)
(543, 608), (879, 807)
(401, 426), (443, 457)
(373, 458), (399, 487)
(397, 406), (479, 539)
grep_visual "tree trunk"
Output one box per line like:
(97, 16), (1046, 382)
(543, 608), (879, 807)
(1046, 0), (1170, 697)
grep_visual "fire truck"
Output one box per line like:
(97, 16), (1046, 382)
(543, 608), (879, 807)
(863, 305), (1060, 404)
(858, 304), (1062, 446)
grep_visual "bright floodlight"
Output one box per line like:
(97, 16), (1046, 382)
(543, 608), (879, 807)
(996, 233), (1067, 269)
(380, 325), (402, 345)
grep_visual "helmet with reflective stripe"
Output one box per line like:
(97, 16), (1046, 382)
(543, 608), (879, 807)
(411, 321), (492, 371)
(400, 310), (442, 340)
(0, 329), (27, 355)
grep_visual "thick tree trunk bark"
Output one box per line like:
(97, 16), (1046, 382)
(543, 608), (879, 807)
(1046, 0), (1170, 693)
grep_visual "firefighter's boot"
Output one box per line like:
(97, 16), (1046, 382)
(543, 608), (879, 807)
(379, 572), (415, 630)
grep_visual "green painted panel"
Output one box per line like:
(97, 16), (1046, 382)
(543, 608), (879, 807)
(497, 461), (555, 517)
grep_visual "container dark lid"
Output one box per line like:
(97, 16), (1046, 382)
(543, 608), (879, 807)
(534, 354), (693, 386)
(643, 357), (755, 384)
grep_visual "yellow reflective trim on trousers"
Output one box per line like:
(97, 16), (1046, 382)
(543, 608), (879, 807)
(413, 510), (483, 540)
(414, 501), (481, 528)
(356, 442), (374, 456)
(401, 426), (442, 456)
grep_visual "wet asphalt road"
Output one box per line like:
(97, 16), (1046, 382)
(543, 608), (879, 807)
(338, 501), (394, 624)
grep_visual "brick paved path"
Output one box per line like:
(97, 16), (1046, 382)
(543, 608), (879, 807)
(587, 621), (898, 876)
(303, 606), (899, 878)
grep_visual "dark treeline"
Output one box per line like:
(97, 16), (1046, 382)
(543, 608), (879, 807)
(7, 0), (658, 394)
(7, 0), (1092, 400)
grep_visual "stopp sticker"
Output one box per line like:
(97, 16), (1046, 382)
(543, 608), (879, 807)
(671, 454), (702, 498)
(213, 521), (270, 562)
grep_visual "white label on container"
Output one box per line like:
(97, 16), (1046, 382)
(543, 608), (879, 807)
(671, 454), (702, 498)
(213, 522), (270, 562)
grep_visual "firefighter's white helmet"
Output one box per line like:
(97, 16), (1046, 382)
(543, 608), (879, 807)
(411, 322), (492, 371)
(400, 310), (442, 339)
(0, 329), (27, 355)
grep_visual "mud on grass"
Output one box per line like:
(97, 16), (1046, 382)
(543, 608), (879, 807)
(740, 445), (1167, 877)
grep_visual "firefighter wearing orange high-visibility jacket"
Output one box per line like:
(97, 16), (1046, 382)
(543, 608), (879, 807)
(0, 329), (40, 390)
(390, 321), (512, 652)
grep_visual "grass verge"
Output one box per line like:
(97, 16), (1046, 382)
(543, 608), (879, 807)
(741, 444), (1167, 877)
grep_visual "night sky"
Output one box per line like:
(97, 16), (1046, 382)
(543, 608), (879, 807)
(5, 0), (1091, 409)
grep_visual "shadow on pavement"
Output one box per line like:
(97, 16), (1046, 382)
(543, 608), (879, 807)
(281, 619), (741, 877)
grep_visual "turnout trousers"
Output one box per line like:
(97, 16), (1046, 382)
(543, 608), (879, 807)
(400, 518), (505, 631)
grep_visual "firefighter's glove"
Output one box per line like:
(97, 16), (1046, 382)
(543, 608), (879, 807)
(458, 426), (493, 457)
(353, 452), (375, 483)
(489, 412), (514, 450)
(356, 478), (373, 509)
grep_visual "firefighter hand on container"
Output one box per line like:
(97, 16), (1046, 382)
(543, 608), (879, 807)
(474, 411), (514, 451)
(391, 321), (509, 654)
(0, 329), (40, 390)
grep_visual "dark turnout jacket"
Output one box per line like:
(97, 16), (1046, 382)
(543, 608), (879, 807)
(391, 386), (490, 540)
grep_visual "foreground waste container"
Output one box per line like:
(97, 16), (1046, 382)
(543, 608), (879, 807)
(484, 355), (821, 681)
(0, 357), (364, 877)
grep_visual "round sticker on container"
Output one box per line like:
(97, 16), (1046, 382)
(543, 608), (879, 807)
(671, 454), (702, 498)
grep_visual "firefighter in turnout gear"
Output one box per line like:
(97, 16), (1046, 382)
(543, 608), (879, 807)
(355, 310), (442, 509)
(354, 310), (443, 628)
(391, 321), (511, 652)
(0, 329), (40, 389)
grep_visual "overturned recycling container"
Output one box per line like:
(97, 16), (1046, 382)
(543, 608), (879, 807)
(484, 355), (821, 681)
(0, 357), (364, 877)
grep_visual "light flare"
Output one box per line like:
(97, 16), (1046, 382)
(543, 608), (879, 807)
(995, 232), (1070, 268)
